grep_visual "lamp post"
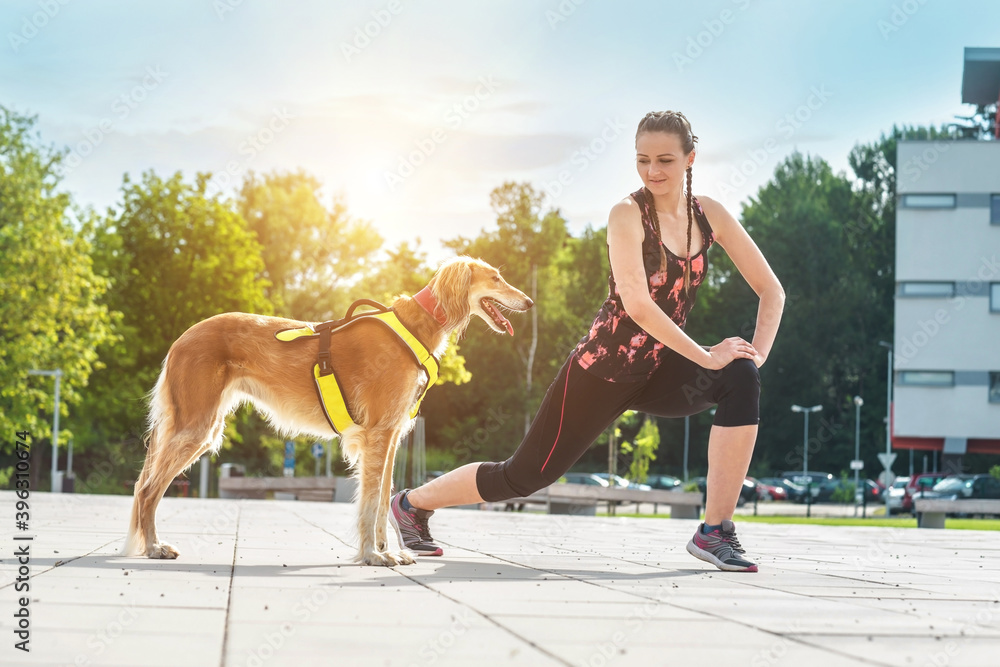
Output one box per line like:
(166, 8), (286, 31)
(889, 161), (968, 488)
(878, 341), (894, 518)
(28, 369), (63, 493)
(791, 404), (823, 476)
(853, 396), (864, 515)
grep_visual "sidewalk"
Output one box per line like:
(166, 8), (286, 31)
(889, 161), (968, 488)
(1, 491), (999, 666)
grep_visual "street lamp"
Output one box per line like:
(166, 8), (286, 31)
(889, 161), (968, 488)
(27, 369), (63, 493)
(853, 396), (864, 515)
(791, 404), (823, 478)
(878, 341), (894, 518)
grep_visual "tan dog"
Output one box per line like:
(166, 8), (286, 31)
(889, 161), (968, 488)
(124, 256), (532, 566)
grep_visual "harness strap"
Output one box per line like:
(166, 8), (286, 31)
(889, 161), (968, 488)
(273, 300), (440, 433)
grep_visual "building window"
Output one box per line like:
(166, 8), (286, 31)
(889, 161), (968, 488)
(899, 371), (954, 387)
(992, 195), (1000, 224)
(991, 373), (1000, 403)
(993, 283), (1000, 313)
(900, 282), (955, 297)
(901, 194), (957, 209)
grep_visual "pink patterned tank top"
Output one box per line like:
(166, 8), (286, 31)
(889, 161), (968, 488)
(574, 188), (716, 382)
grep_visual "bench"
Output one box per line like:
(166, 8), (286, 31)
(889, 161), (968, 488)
(914, 498), (1000, 528)
(505, 484), (703, 518)
(218, 476), (339, 501)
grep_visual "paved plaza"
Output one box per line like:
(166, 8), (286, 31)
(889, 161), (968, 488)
(1, 491), (999, 667)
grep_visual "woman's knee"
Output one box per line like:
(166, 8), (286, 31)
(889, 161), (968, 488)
(713, 358), (760, 426)
(722, 358), (760, 391)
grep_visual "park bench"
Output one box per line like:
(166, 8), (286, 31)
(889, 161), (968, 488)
(914, 498), (1000, 528)
(218, 476), (339, 501)
(505, 484), (703, 518)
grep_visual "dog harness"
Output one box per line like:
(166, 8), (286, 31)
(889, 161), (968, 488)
(274, 298), (440, 435)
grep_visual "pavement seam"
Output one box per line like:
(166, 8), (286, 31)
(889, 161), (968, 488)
(218, 502), (242, 667)
(291, 510), (574, 667)
(0, 536), (121, 589)
(447, 540), (895, 667)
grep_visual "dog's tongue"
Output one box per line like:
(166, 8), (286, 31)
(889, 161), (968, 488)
(487, 300), (514, 336)
(501, 316), (514, 337)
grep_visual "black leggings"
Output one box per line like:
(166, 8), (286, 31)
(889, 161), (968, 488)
(476, 351), (760, 502)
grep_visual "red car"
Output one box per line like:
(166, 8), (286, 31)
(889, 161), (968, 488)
(902, 472), (951, 512)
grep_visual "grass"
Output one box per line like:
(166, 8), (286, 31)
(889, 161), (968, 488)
(601, 512), (1000, 530)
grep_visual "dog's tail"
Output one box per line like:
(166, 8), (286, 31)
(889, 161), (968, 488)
(123, 354), (173, 556)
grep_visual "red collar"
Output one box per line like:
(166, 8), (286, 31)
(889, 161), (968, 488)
(413, 287), (447, 326)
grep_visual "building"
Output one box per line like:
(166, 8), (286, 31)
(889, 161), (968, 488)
(892, 47), (1000, 474)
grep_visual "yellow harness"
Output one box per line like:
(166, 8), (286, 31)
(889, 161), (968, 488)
(274, 302), (440, 435)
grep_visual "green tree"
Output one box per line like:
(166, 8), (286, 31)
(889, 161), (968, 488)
(430, 182), (603, 464)
(0, 107), (115, 488)
(78, 171), (272, 483)
(620, 415), (659, 484)
(237, 170), (382, 320)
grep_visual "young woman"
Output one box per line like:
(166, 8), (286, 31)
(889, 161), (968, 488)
(391, 111), (784, 572)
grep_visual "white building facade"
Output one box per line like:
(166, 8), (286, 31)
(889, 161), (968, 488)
(893, 86), (1000, 468)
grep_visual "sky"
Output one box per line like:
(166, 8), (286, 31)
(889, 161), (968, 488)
(3, 0), (998, 262)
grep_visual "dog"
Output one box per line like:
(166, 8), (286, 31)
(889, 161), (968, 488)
(123, 256), (532, 566)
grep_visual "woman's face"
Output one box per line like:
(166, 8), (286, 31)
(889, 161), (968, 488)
(635, 131), (693, 198)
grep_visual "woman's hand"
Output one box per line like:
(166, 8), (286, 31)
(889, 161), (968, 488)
(706, 337), (759, 370)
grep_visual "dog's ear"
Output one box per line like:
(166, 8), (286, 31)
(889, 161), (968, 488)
(431, 258), (472, 335)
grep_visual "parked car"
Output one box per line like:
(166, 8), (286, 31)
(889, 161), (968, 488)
(757, 477), (806, 502)
(812, 478), (882, 503)
(922, 474), (1000, 501)
(885, 476), (910, 514)
(594, 473), (651, 491)
(780, 471), (835, 502)
(646, 474), (683, 491)
(560, 472), (610, 487)
(753, 477), (788, 501)
(693, 476), (757, 506)
(902, 472), (951, 512)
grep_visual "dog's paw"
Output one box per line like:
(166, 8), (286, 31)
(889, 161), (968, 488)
(147, 542), (179, 559)
(394, 550), (416, 566)
(357, 551), (396, 567)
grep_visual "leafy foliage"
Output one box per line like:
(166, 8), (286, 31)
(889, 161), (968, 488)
(0, 107), (115, 487)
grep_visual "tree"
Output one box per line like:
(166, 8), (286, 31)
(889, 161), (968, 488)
(237, 170), (382, 320)
(78, 171), (272, 482)
(0, 107), (115, 488)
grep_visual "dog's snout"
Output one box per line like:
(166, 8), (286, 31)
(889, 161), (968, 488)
(525, 297), (534, 309)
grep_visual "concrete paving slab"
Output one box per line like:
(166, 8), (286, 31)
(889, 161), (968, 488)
(2, 491), (1000, 666)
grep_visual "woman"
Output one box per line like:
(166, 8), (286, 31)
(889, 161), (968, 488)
(391, 111), (784, 572)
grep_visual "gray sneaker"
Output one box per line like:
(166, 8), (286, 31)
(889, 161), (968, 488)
(685, 519), (757, 572)
(389, 490), (443, 556)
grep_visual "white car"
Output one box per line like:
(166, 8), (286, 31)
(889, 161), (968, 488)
(886, 476), (910, 514)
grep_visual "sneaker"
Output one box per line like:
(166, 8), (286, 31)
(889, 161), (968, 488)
(685, 519), (757, 572)
(390, 490), (443, 556)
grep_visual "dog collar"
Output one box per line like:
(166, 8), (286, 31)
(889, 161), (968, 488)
(414, 287), (447, 326)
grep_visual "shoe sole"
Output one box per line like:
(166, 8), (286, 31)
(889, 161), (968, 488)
(389, 500), (444, 557)
(685, 538), (758, 572)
